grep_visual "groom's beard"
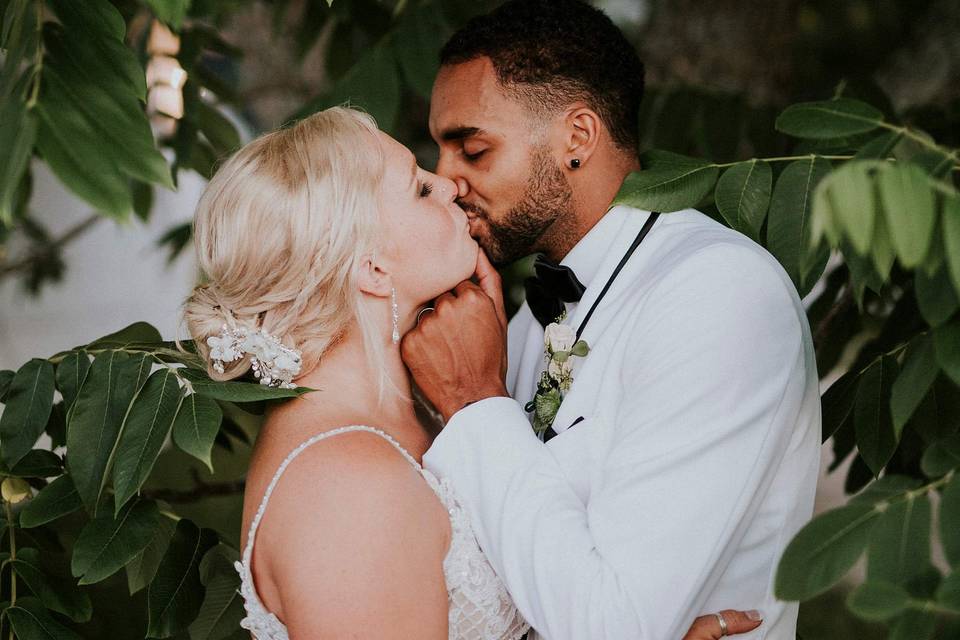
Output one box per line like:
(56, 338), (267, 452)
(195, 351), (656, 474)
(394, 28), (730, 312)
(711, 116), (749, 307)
(460, 146), (574, 265)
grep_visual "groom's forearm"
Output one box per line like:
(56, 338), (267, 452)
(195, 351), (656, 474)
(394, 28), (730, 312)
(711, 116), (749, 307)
(424, 397), (650, 640)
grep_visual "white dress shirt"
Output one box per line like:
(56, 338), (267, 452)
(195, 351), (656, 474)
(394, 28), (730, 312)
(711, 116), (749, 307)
(425, 205), (822, 640)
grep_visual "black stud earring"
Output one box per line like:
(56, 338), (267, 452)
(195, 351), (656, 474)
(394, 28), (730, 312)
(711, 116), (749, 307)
(570, 158), (581, 169)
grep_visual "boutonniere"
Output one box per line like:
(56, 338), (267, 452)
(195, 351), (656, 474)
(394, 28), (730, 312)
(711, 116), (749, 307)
(524, 313), (590, 434)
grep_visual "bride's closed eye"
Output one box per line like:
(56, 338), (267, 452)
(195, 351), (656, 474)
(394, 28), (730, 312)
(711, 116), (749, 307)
(419, 181), (434, 198)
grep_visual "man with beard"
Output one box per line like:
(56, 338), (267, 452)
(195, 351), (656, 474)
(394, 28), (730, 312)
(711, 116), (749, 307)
(401, 1), (822, 639)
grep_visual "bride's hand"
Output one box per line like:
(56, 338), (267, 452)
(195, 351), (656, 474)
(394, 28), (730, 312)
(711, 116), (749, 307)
(682, 609), (763, 639)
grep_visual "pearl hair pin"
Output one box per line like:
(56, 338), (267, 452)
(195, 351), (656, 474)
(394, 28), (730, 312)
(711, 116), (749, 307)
(207, 325), (302, 388)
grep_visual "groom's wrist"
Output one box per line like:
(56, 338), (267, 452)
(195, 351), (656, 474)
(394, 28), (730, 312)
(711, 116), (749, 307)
(441, 384), (510, 423)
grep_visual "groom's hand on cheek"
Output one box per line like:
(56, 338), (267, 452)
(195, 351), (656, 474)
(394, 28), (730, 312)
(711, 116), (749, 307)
(401, 280), (509, 424)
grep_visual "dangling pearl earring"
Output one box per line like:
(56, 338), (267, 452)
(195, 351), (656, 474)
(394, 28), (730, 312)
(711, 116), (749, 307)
(391, 287), (400, 344)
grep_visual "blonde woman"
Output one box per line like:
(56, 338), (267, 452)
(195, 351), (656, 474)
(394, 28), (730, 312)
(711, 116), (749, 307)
(183, 107), (762, 639)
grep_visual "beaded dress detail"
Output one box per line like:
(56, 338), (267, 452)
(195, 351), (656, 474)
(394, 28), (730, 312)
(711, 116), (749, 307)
(234, 425), (530, 640)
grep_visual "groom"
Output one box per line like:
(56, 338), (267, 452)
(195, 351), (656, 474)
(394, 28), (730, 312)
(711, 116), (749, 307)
(402, 1), (821, 639)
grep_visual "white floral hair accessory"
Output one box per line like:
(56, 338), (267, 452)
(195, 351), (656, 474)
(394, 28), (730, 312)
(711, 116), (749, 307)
(206, 325), (302, 389)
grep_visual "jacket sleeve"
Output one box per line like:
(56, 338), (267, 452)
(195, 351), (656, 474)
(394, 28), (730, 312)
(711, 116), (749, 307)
(423, 243), (814, 639)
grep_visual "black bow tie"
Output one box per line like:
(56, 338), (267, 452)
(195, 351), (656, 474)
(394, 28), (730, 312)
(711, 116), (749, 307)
(523, 255), (587, 328)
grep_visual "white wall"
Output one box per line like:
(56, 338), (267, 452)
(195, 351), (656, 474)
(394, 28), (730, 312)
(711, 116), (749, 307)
(0, 162), (204, 371)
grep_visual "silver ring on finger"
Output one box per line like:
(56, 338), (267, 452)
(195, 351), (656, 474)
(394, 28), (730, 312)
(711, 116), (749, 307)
(416, 307), (435, 324)
(715, 612), (728, 637)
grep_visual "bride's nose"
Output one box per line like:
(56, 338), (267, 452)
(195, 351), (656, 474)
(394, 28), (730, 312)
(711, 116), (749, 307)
(437, 175), (457, 203)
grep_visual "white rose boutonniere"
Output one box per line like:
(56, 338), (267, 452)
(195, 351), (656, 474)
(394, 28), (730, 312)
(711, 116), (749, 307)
(524, 313), (590, 434)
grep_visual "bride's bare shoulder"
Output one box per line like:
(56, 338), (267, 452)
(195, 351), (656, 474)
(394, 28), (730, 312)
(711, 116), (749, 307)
(242, 420), (451, 637)
(248, 420), (448, 551)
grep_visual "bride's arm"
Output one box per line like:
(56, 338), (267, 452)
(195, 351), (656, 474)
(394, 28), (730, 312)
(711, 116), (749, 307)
(260, 433), (450, 639)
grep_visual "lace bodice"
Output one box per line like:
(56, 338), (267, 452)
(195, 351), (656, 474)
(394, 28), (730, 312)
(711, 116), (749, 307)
(234, 425), (530, 640)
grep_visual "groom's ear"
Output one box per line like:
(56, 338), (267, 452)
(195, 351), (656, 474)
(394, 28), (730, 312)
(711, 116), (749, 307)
(357, 254), (393, 298)
(563, 105), (602, 167)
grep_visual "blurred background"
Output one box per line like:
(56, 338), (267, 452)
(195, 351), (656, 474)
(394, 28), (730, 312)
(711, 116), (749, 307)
(2, 1), (959, 637)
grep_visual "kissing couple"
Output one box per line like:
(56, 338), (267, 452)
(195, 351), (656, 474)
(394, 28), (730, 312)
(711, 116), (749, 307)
(183, 1), (822, 638)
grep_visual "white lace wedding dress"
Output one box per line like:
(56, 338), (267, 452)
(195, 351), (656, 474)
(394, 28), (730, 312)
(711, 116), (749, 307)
(234, 425), (530, 640)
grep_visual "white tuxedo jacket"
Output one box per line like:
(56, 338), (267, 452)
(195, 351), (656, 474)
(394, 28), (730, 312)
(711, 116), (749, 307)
(424, 206), (821, 639)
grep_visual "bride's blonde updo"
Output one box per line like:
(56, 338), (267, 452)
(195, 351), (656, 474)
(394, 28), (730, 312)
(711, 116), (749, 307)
(183, 107), (385, 383)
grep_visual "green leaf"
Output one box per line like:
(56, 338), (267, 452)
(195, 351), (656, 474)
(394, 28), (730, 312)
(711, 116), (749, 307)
(920, 433), (960, 477)
(943, 195), (960, 295)
(1, 1), (37, 96)
(817, 160), (881, 256)
(855, 356), (899, 476)
(45, 2), (145, 101)
(869, 202), (896, 282)
(188, 545), (244, 640)
(45, 0), (125, 40)
(142, 0), (191, 29)
(293, 43), (401, 133)
(0, 449), (63, 478)
(172, 393), (222, 473)
(87, 322), (164, 349)
(615, 151), (719, 213)
(891, 335), (940, 434)
(877, 162), (936, 268)
(66, 350), (144, 514)
(570, 340), (590, 357)
(11, 549), (92, 622)
(71, 498), (160, 585)
(776, 98), (885, 139)
(821, 370), (860, 443)
(126, 514), (177, 595)
(916, 265), (959, 328)
(113, 368), (183, 514)
(148, 520), (219, 638)
(714, 159), (771, 241)
(843, 239), (884, 306)
(846, 581), (910, 621)
(178, 369), (311, 402)
(0, 358), (55, 468)
(0, 87), (37, 225)
(910, 376), (960, 444)
(6, 597), (83, 640)
(775, 503), (881, 600)
(19, 475), (81, 528)
(767, 156), (832, 295)
(41, 44), (173, 190)
(133, 181), (154, 222)
(888, 609), (936, 640)
(934, 319), (960, 386)
(854, 131), (902, 160)
(55, 352), (91, 413)
(942, 474), (960, 568)
(193, 101), (240, 156)
(849, 475), (921, 506)
(532, 387), (561, 434)
(937, 571), (960, 613)
(392, 4), (450, 100)
(35, 95), (133, 218)
(0, 369), (13, 401)
(867, 493), (931, 584)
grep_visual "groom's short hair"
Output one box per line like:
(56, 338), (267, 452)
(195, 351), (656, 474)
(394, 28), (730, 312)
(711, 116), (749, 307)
(440, 0), (645, 155)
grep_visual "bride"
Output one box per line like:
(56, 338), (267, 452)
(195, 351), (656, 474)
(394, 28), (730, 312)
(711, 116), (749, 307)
(183, 106), (762, 639)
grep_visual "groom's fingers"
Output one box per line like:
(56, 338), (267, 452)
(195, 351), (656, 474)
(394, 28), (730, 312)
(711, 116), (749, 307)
(472, 249), (507, 330)
(716, 609), (763, 636)
(683, 609), (762, 639)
